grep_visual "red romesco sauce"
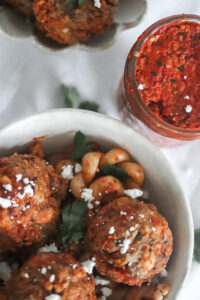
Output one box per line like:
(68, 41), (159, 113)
(135, 21), (200, 129)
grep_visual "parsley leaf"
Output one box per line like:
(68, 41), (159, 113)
(194, 229), (200, 262)
(61, 200), (88, 246)
(61, 85), (79, 108)
(79, 101), (99, 112)
(99, 163), (129, 181)
(71, 131), (93, 161)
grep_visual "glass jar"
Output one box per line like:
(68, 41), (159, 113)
(118, 14), (200, 147)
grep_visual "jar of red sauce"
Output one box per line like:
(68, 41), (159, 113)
(118, 14), (200, 147)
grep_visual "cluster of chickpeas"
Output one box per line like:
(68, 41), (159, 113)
(53, 146), (145, 214)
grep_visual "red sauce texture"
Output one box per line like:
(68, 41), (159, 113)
(135, 20), (200, 129)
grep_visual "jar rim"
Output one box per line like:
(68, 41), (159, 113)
(127, 14), (200, 136)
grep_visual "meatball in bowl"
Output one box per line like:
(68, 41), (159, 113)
(0, 109), (193, 300)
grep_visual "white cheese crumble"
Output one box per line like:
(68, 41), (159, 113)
(49, 274), (55, 282)
(129, 226), (135, 232)
(81, 189), (94, 209)
(184, 95), (190, 100)
(120, 211), (127, 215)
(95, 276), (110, 286)
(74, 163), (82, 174)
(2, 184), (12, 192)
(120, 239), (131, 254)
(45, 295), (61, 300)
(41, 267), (47, 274)
(61, 164), (74, 180)
(39, 243), (59, 253)
(23, 178), (29, 184)
(0, 262), (12, 282)
(94, 0), (101, 8)
(138, 84), (144, 90)
(124, 189), (143, 199)
(108, 226), (115, 234)
(24, 273), (29, 279)
(160, 268), (168, 277)
(16, 174), (22, 182)
(184, 75), (187, 80)
(152, 227), (156, 232)
(185, 105), (192, 113)
(81, 259), (96, 274)
(0, 197), (12, 208)
(139, 213), (144, 218)
(16, 184), (34, 199)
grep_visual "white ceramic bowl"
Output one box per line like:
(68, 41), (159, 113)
(0, 109), (193, 299)
(0, 0), (147, 52)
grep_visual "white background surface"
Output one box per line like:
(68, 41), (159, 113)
(0, 0), (200, 299)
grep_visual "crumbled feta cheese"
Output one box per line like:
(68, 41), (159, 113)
(74, 163), (82, 174)
(160, 268), (168, 277)
(45, 295), (61, 300)
(61, 164), (74, 180)
(81, 189), (94, 209)
(39, 243), (59, 253)
(16, 174), (22, 182)
(120, 239), (131, 254)
(109, 226), (115, 234)
(0, 197), (12, 208)
(24, 273), (29, 279)
(16, 184), (34, 199)
(184, 95), (190, 100)
(185, 105), (192, 113)
(98, 192), (102, 196)
(95, 276), (110, 286)
(152, 227), (156, 232)
(2, 184), (12, 192)
(23, 178), (29, 184)
(41, 267), (47, 274)
(101, 287), (112, 297)
(124, 189), (143, 199)
(94, 0), (101, 8)
(129, 216), (134, 220)
(184, 75), (187, 80)
(81, 259), (96, 274)
(49, 274), (55, 282)
(138, 84), (144, 90)
(0, 262), (12, 282)
(139, 213), (144, 218)
(16, 220), (21, 224)
(120, 211), (127, 215)
(129, 226), (135, 232)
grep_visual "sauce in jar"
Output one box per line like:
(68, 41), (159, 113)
(118, 15), (200, 146)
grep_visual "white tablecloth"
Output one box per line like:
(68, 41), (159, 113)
(0, 0), (200, 298)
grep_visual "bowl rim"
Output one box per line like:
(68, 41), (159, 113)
(0, 108), (194, 298)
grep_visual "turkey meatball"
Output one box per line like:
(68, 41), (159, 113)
(4, 252), (97, 300)
(88, 197), (173, 286)
(0, 151), (67, 254)
(33, 0), (118, 45)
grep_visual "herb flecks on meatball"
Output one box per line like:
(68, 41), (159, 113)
(88, 197), (173, 286)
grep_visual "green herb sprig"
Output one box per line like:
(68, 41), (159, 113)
(99, 163), (129, 181)
(194, 228), (200, 262)
(71, 131), (93, 161)
(61, 200), (88, 246)
(61, 84), (99, 112)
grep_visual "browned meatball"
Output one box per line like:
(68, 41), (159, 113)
(88, 197), (173, 286)
(4, 252), (97, 300)
(33, 0), (118, 45)
(3, 0), (33, 17)
(0, 152), (67, 254)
